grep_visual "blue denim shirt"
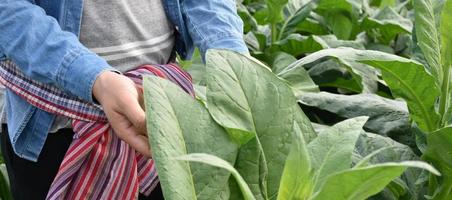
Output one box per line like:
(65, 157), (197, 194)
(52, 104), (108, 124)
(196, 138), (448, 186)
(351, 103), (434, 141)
(0, 0), (248, 161)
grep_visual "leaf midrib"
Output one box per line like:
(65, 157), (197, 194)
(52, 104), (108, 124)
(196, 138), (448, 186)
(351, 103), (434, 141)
(156, 80), (198, 200)
(220, 55), (270, 199)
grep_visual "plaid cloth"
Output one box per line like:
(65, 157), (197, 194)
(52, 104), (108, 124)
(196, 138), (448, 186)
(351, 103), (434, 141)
(0, 60), (195, 199)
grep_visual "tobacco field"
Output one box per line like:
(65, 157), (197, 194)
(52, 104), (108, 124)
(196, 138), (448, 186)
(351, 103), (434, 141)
(1, 0), (452, 199)
(145, 0), (451, 199)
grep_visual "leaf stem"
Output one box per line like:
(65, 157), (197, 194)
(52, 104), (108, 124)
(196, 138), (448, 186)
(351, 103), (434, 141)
(277, 20), (288, 41)
(428, 172), (438, 197)
(272, 23), (278, 44)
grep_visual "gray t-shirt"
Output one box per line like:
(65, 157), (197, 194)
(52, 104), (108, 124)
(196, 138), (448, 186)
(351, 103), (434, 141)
(50, 0), (176, 132)
(80, 0), (175, 71)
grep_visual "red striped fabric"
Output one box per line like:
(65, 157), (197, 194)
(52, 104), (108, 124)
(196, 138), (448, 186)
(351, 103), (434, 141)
(0, 60), (195, 199)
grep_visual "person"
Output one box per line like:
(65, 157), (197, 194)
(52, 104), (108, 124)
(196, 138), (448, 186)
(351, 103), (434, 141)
(0, 0), (248, 199)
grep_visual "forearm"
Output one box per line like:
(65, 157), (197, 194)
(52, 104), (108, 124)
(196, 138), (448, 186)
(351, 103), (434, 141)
(182, 0), (249, 58)
(0, 0), (114, 102)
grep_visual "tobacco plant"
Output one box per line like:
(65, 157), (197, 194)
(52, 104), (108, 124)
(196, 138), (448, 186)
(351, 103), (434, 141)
(159, 0), (452, 199)
(144, 50), (440, 200)
(413, 0), (452, 198)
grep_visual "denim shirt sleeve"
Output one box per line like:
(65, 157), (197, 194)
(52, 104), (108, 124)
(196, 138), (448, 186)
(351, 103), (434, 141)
(181, 0), (249, 58)
(0, 0), (115, 102)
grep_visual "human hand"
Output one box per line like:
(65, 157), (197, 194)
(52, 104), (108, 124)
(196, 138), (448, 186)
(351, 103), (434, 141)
(93, 71), (151, 157)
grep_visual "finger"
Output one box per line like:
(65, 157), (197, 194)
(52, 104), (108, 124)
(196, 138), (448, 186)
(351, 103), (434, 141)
(127, 134), (152, 157)
(122, 94), (147, 134)
(108, 112), (151, 157)
(136, 85), (145, 110)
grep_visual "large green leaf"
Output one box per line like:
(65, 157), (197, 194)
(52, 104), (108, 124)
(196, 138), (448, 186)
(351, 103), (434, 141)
(358, 59), (439, 132)
(177, 154), (256, 200)
(439, 0), (452, 127)
(276, 45), (377, 93)
(238, 3), (259, 33)
(276, 59), (319, 96)
(277, 122), (313, 200)
(279, 48), (441, 132)
(413, 0), (452, 128)
(372, 0), (396, 8)
(424, 127), (452, 199)
(319, 35), (365, 50)
(308, 117), (368, 190)
(285, 0), (311, 15)
(311, 161), (440, 200)
(274, 34), (327, 57)
(267, 51), (297, 73)
(206, 50), (316, 199)
(413, 0), (442, 85)
(296, 17), (328, 35)
(354, 132), (424, 199)
(274, 34), (365, 58)
(343, 61), (379, 93)
(265, 0), (288, 42)
(315, 0), (361, 40)
(143, 76), (238, 200)
(307, 60), (362, 93)
(245, 30), (270, 53)
(316, 0), (361, 14)
(298, 92), (411, 139)
(266, 0), (289, 24)
(325, 12), (353, 40)
(362, 7), (412, 44)
(278, 0), (318, 40)
(309, 126), (425, 199)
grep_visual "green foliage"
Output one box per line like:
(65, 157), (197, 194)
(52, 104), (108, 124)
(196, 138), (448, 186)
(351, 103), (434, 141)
(413, 0), (442, 84)
(311, 161), (439, 200)
(143, 76), (238, 199)
(177, 154), (256, 200)
(143, 0), (452, 199)
(277, 122), (312, 200)
(0, 156), (11, 200)
(145, 50), (440, 199)
(308, 117), (367, 191)
(424, 126), (452, 199)
(279, 48), (440, 132)
(361, 7), (412, 44)
(299, 92), (411, 139)
(206, 50), (315, 198)
(354, 132), (424, 199)
(413, 0), (452, 128)
(439, 0), (452, 128)
(278, 0), (318, 40)
(412, 0), (452, 197)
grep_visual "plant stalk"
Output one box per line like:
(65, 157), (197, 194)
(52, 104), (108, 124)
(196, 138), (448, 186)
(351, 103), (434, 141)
(271, 23), (278, 44)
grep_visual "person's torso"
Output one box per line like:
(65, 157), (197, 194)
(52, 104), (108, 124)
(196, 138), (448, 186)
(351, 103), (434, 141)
(31, 0), (191, 58)
(51, 0), (176, 132)
(0, 0), (247, 161)
(0, 0), (190, 161)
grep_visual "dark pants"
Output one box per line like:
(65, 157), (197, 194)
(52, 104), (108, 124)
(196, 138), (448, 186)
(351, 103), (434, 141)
(0, 125), (163, 200)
